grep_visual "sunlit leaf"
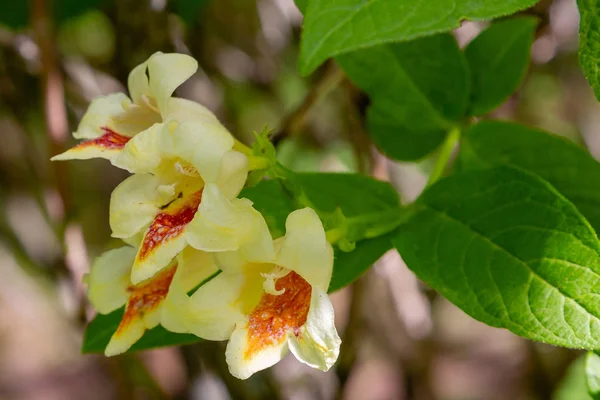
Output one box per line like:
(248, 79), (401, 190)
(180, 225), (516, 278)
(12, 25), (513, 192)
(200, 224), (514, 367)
(299, 0), (541, 75)
(465, 16), (537, 115)
(395, 166), (600, 349)
(338, 34), (468, 161)
(458, 120), (600, 233)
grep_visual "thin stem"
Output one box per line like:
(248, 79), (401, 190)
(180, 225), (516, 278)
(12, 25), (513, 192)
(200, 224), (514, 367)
(247, 156), (271, 171)
(326, 227), (345, 244)
(325, 206), (412, 246)
(233, 137), (253, 156)
(426, 126), (461, 188)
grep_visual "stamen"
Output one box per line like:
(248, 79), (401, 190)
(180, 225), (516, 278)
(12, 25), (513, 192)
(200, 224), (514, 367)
(175, 162), (200, 177)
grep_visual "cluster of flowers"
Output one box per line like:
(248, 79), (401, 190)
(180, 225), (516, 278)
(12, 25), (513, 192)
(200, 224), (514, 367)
(53, 52), (341, 379)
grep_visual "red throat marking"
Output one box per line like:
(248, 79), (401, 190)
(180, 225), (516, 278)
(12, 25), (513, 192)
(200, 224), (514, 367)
(115, 265), (177, 335)
(245, 271), (312, 359)
(137, 191), (203, 261)
(78, 127), (131, 150)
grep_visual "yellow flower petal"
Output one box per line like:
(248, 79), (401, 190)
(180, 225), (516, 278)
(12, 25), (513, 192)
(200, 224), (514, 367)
(161, 120), (235, 184)
(131, 190), (203, 284)
(160, 248), (220, 333)
(111, 123), (164, 174)
(51, 127), (132, 162)
(111, 103), (161, 137)
(73, 93), (132, 140)
(105, 264), (177, 356)
(110, 174), (176, 239)
(276, 208), (333, 291)
(215, 150), (249, 200)
(184, 269), (263, 341)
(226, 326), (289, 380)
(288, 287), (340, 371)
(147, 53), (198, 116)
(86, 246), (136, 314)
(225, 271), (312, 379)
(177, 247), (220, 292)
(186, 183), (275, 263)
(166, 97), (220, 125)
(127, 57), (152, 105)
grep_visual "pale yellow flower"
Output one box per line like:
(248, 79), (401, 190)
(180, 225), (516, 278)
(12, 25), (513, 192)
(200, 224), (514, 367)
(86, 246), (218, 356)
(163, 208), (341, 379)
(109, 121), (274, 285)
(51, 52), (214, 163)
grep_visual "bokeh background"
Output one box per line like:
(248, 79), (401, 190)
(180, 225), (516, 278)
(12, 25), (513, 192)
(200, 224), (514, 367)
(0, 0), (598, 399)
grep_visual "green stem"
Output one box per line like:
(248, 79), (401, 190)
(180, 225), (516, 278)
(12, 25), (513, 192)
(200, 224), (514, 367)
(232, 137), (253, 156)
(326, 227), (346, 244)
(426, 126), (461, 187)
(247, 155), (271, 171)
(326, 206), (414, 246)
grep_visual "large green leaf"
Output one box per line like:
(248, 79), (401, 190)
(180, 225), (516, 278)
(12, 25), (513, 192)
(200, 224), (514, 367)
(587, 352), (600, 399)
(458, 120), (600, 233)
(578, 0), (600, 101)
(337, 34), (469, 161)
(465, 16), (537, 115)
(299, 0), (541, 75)
(83, 173), (400, 353)
(394, 166), (600, 349)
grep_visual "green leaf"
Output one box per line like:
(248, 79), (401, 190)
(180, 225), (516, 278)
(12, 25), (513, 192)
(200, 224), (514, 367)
(587, 352), (600, 399)
(465, 16), (537, 115)
(577, 0), (600, 101)
(299, 0), (541, 75)
(458, 120), (600, 233)
(240, 179), (296, 238)
(83, 173), (400, 354)
(394, 166), (600, 349)
(337, 34), (469, 161)
(82, 308), (200, 354)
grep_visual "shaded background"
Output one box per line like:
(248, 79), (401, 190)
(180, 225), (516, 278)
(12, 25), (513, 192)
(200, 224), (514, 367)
(0, 0), (598, 398)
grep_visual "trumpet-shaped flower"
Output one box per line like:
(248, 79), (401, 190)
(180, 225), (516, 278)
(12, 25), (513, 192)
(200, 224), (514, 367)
(109, 121), (274, 285)
(52, 52), (216, 163)
(163, 208), (341, 379)
(86, 246), (218, 356)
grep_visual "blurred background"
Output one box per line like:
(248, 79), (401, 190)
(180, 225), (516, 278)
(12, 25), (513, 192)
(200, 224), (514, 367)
(0, 0), (598, 398)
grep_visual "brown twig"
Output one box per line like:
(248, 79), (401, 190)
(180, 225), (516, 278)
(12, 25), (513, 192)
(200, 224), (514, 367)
(271, 62), (346, 145)
(32, 0), (71, 223)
